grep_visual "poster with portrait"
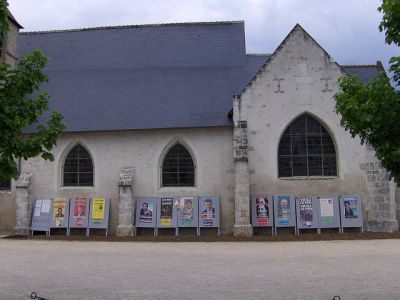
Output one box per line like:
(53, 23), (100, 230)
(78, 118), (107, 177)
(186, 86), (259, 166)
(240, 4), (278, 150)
(53, 198), (66, 227)
(177, 197), (196, 227)
(320, 198), (334, 224)
(136, 197), (158, 228)
(344, 198), (358, 219)
(277, 195), (291, 225)
(92, 198), (105, 223)
(199, 196), (220, 228)
(139, 201), (154, 223)
(299, 197), (313, 227)
(255, 196), (269, 227)
(73, 197), (87, 227)
(160, 198), (173, 226)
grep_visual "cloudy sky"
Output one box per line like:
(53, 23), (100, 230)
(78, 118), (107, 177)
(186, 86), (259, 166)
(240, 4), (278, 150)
(8, 0), (398, 72)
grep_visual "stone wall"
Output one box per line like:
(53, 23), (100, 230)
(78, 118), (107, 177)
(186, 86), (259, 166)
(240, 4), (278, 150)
(10, 127), (235, 235)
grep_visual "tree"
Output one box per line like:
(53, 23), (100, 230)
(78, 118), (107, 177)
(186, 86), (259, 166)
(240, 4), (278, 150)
(334, 0), (400, 184)
(0, 0), (65, 182)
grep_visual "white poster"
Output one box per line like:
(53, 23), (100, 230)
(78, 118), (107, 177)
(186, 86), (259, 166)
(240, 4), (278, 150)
(35, 200), (42, 208)
(320, 199), (334, 217)
(41, 199), (51, 213)
(34, 207), (41, 217)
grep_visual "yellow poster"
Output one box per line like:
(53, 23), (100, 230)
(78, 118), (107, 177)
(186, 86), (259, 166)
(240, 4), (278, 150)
(92, 198), (105, 221)
(161, 219), (171, 226)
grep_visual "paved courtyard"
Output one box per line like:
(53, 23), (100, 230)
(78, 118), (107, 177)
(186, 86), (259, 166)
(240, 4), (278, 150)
(0, 239), (399, 300)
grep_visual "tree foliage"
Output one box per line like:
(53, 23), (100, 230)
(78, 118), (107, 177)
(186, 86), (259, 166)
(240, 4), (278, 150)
(335, 0), (400, 183)
(0, 0), (65, 181)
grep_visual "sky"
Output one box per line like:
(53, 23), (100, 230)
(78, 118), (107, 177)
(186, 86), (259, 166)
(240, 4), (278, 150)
(8, 0), (399, 72)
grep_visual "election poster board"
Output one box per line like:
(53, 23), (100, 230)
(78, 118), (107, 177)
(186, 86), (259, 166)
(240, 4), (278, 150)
(136, 197), (158, 228)
(274, 195), (296, 228)
(251, 195), (273, 227)
(176, 196), (198, 228)
(31, 199), (52, 233)
(317, 196), (340, 229)
(296, 196), (319, 230)
(157, 197), (177, 228)
(69, 197), (90, 228)
(199, 196), (220, 228)
(50, 198), (70, 229)
(88, 198), (110, 230)
(340, 195), (363, 229)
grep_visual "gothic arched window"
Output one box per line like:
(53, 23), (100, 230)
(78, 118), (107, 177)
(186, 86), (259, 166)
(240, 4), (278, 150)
(63, 144), (94, 186)
(278, 114), (337, 177)
(162, 143), (194, 187)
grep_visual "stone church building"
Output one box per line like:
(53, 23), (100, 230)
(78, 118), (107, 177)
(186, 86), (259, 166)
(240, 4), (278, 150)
(0, 18), (399, 235)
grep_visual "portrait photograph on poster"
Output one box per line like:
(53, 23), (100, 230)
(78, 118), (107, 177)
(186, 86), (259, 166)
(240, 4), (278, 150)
(73, 198), (87, 226)
(53, 198), (66, 227)
(344, 198), (358, 218)
(201, 198), (215, 227)
(179, 197), (194, 226)
(277, 196), (290, 225)
(299, 197), (313, 227)
(255, 196), (269, 226)
(161, 198), (173, 225)
(139, 202), (153, 223)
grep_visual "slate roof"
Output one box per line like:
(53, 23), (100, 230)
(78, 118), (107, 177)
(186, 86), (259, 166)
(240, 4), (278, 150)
(342, 63), (383, 82)
(18, 22), (378, 133)
(20, 22), (270, 132)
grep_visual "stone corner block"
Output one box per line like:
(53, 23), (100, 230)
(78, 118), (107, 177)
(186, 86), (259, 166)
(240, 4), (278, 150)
(16, 172), (33, 188)
(233, 224), (253, 237)
(118, 167), (135, 187)
(12, 226), (31, 236)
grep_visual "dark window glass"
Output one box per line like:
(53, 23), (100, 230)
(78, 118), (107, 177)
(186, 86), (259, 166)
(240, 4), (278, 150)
(162, 144), (194, 187)
(0, 180), (11, 190)
(278, 114), (337, 177)
(63, 145), (93, 186)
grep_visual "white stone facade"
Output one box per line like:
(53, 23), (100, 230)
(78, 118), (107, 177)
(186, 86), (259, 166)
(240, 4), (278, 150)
(1, 24), (398, 235)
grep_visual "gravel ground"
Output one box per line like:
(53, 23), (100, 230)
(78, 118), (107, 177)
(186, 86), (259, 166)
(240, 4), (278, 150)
(0, 239), (399, 300)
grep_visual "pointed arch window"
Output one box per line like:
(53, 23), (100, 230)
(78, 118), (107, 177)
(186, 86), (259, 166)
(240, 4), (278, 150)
(162, 143), (194, 187)
(278, 114), (337, 177)
(63, 144), (94, 186)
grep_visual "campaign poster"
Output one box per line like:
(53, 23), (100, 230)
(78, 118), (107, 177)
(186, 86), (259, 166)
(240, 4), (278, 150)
(201, 198), (216, 227)
(161, 198), (173, 226)
(255, 196), (269, 227)
(139, 201), (153, 223)
(34, 200), (42, 217)
(344, 197), (358, 219)
(41, 199), (51, 213)
(277, 196), (290, 225)
(299, 197), (313, 227)
(179, 197), (194, 227)
(320, 198), (334, 224)
(53, 198), (66, 227)
(92, 198), (105, 223)
(74, 197), (87, 226)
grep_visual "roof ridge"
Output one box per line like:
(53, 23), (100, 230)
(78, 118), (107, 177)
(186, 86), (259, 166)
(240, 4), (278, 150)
(20, 20), (244, 35)
(341, 64), (377, 68)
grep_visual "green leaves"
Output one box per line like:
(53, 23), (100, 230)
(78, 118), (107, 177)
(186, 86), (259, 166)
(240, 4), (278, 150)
(335, 74), (400, 183)
(335, 0), (400, 183)
(378, 0), (400, 46)
(0, 43), (65, 181)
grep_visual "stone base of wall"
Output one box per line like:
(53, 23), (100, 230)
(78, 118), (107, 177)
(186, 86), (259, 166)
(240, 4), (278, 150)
(367, 219), (398, 233)
(12, 226), (31, 236)
(116, 225), (134, 236)
(233, 224), (253, 237)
